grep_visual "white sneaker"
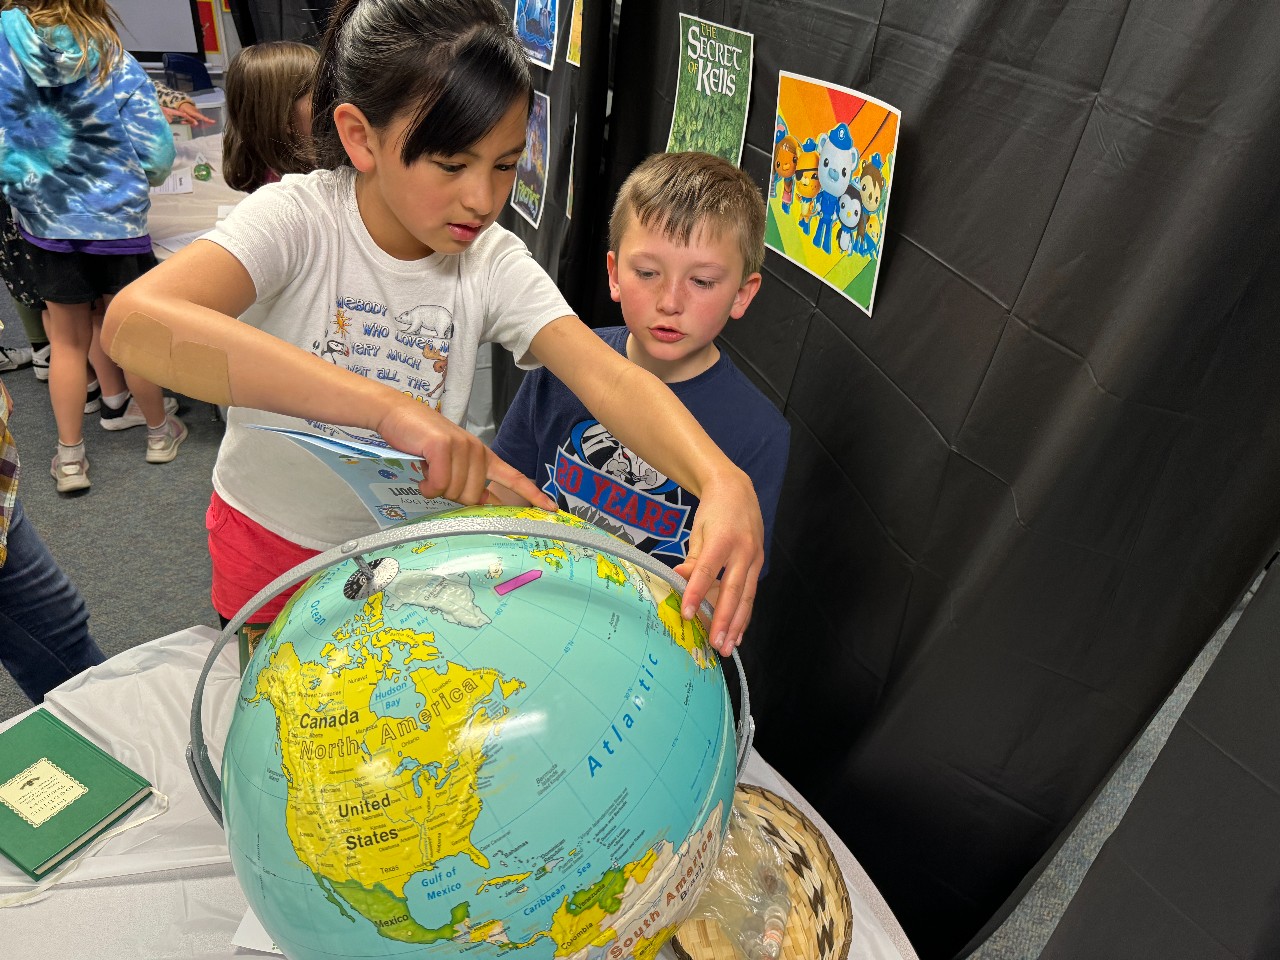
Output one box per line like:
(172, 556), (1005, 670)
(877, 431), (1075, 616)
(145, 415), (188, 464)
(31, 344), (50, 381)
(84, 380), (101, 415)
(0, 345), (33, 372)
(100, 394), (179, 431)
(50, 454), (91, 493)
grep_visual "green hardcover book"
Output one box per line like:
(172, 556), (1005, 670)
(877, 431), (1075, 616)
(0, 709), (151, 882)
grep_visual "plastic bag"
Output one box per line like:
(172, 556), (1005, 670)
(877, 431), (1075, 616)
(685, 799), (792, 958)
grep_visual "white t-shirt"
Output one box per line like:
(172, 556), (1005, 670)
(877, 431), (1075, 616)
(203, 166), (571, 549)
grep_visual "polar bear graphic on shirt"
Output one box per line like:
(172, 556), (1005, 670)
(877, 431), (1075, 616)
(394, 305), (454, 407)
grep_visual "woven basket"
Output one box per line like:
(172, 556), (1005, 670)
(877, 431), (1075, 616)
(671, 783), (853, 960)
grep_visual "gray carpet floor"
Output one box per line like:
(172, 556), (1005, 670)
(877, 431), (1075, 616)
(0, 294), (1255, 957)
(0, 295), (222, 720)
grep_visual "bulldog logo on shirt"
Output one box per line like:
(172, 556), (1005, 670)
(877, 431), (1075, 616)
(543, 420), (691, 560)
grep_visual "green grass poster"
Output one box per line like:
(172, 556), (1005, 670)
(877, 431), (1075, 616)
(665, 14), (753, 166)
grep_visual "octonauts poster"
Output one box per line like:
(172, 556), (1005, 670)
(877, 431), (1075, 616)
(765, 71), (901, 316)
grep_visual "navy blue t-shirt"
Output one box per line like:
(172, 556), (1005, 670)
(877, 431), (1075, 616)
(491, 326), (790, 574)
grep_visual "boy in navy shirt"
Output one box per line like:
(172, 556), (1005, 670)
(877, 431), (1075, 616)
(492, 152), (790, 578)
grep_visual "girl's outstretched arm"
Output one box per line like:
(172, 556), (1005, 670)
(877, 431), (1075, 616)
(529, 317), (764, 655)
(102, 240), (554, 509)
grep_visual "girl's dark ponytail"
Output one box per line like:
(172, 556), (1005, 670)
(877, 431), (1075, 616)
(307, 0), (532, 171)
(310, 0), (364, 169)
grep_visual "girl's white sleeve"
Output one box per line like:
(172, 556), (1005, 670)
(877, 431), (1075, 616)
(201, 184), (310, 310)
(479, 231), (575, 368)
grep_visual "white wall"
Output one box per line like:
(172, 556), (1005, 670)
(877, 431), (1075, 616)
(113, 0), (200, 57)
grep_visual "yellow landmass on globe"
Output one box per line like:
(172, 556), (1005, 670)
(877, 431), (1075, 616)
(595, 553), (628, 587)
(476, 871), (532, 894)
(653, 589), (715, 670)
(631, 924), (681, 960)
(250, 593), (525, 941)
(530, 545), (569, 570)
(468, 917), (509, 943)
(589, 810), (727, 960)
(322, 641), (354, 670)
(510, 847), (662, 955)
(510, 506), (597, 530)
(330, 589), (384, 641)
(439, 503), (597, 532)
(403, 635), (440, 662)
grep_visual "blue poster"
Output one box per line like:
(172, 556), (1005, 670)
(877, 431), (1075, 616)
(514, 0), (558, 71)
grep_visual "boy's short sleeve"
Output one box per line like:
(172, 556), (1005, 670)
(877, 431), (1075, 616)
(475, 229), (574, 368)
(489, 367), (545, 481)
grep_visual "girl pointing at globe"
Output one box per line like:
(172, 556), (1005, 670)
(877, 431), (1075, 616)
(103, 0), (763, 655)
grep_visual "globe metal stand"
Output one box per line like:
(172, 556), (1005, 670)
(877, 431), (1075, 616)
(187, 513), (756, 828)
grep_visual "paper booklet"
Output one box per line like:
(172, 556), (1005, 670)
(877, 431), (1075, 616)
(250, 425), (459, 528)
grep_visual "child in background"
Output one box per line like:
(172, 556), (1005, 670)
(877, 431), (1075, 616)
(103, 0), (763, 655)
(0, 0), (183, 494)
(154, 79), (216, 127)
(0, 198), (41, 374)
(492, 152), (790, 580)
(1, 202), (107, 415)
(222, 41), (319, 193)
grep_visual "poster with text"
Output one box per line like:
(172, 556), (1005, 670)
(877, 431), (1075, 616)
(511, 91), (551, 229)
(566, 0), (583, 66)
(766, 71), (900, 316)
(665, 13), (753, 166)
(514, 0), (558, 71)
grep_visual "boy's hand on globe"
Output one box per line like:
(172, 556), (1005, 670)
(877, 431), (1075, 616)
(674, 469), (764, 655)
(375, 398), (554, 509)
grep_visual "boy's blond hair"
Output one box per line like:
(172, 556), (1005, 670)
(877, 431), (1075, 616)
(609, 152), (766, 277)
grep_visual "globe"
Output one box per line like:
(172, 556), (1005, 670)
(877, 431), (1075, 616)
(221, 505), (737, 960)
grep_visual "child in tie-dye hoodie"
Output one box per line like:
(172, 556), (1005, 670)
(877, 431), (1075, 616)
(0, 1), (183, 493)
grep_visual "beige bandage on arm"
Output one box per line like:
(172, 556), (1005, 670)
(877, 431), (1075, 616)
(112, 312), (235, 407)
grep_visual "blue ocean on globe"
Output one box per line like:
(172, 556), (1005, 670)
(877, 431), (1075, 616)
(221, 506), (737, 960)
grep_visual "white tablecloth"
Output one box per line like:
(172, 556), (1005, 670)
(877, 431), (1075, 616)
(0, 628), (917, 960)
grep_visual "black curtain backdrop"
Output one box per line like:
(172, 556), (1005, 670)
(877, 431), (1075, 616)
(233, 0), (334, 43)
(488, 1), (1280, 957)
(1036, 554), (1280, 960)
(492, 0), (616, 416)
